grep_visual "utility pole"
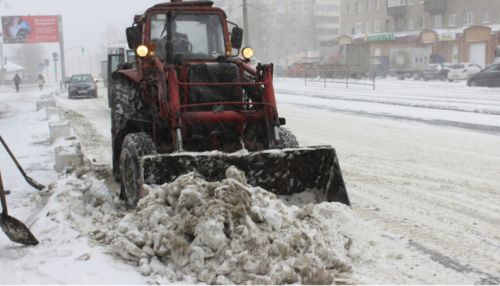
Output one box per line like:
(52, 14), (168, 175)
(58, 15), (66, 85)
(242, 0), (250, 46)
(0, 36), (4, 86)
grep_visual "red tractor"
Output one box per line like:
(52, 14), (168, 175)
(111, 0), (349, 207)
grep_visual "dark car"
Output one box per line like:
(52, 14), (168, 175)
(418, 63), (449, 81)
(68, 74), (98, 99)
(467, 63), (500, 87)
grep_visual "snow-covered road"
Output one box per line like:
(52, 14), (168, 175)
(276, 78), (500, 284)
(1, 78), (499, 284)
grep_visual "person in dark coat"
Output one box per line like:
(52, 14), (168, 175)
(13, 73), (22, 92)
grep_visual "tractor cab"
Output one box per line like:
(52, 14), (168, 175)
(150, 13), (226, 62)
(125, 1), (245, 65)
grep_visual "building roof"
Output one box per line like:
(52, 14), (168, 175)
(4, 61), (24, 72)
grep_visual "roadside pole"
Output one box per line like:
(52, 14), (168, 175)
(242, 0), (249, 46)
(58, 15), (66, 89)
(0, 36), (4, 86)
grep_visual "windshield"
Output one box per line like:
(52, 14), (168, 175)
(150, 13), (225, 60)
(70, 74), (93, 83)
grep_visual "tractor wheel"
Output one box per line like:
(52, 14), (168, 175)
(111, 77), (147, 182)
(119, 132), (157, 208)
(275, 127), (299, 149)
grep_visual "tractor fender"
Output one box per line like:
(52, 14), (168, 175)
(112, 68), (140, 84)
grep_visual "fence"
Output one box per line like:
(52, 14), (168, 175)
(303, 69), (376, 90)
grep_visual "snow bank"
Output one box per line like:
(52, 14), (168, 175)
(89, 167), (355, 284)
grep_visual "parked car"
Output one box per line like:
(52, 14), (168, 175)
(447, 63), (482, 81)
(286, 62), (317, 78)
(67, 74), (98, 99)
(417, 63), (449, 81)
(467, 63), (500, 87)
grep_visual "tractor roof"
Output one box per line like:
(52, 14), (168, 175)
(135, 1), (225, 23)
(152, 1), (214, 9)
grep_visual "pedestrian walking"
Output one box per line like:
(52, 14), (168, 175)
(13, 73), (22, 92)
(37, 74), (45, 91)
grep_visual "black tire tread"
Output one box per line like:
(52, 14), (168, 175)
(120, 132), (157, 207)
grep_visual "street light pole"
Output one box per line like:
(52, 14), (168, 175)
(242, 0), (250, 46)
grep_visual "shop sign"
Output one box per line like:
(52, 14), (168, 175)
(438, 32), (456, 41)
(421, 31), (436, 44)
(367, 33), (395, 42)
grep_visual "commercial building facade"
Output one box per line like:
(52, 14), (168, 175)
(339, 0), (500, 67)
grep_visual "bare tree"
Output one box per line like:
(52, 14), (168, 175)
(13, 44), (45, 81)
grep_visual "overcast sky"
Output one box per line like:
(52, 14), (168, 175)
(2, 0), (162, 75)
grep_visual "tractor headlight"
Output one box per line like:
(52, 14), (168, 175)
(242, 47), (254, 60)
(136, 45), (149, 58)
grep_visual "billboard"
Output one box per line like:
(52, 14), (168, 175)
(1, 15), (60, 44)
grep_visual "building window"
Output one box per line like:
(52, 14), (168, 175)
(387, 0), (405, 7)
(365, 21), (372, 34)
(355, 22), (364, 34)
(376, 0), (381, 9)
(374, 20), (381, 32)
(356, 2), (363, 14)
(464, 11), (474, 25)
(347, 24), (353, 34)
(420, 16), (425, 29)
(449, 13), (457, 27)
(482, 10), (490, 23)
(346, 3), (352, 15)
(407, 18), (414, 30)
(408, 0), (415, 5)
(434, 14), (443, 28)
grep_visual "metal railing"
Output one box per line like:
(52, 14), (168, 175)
(303, 70), (376, 90)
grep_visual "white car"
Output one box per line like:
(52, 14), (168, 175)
(447, 63), (482, 81)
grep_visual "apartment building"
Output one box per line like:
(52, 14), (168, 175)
(213, 0), (341, 66)
(340, 0), (500, 66)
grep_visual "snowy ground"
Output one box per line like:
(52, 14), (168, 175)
(0, 78), (499, 284)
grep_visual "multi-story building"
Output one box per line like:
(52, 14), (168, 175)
(339, 0), (500, 66)
(213, 0), (341, 66)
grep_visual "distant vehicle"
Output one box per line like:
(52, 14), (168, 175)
(467, 63), (500, 87)
(447, 63), (482, 81)
(67, 74), (98, 99)
(418, 63), (449, 81)
(370, 56), (389, 78)
(495, 46), (500, 64)
(390, 47), (431, 80)
(273, 65), (287, 77)
(319, 44), (370, 78)
(286, 62), (317, 78)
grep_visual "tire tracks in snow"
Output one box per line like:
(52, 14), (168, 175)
(276, 89), (500, 115)
(286, 101), (500, 136)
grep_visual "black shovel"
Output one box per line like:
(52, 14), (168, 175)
(0, 170), (39, 246)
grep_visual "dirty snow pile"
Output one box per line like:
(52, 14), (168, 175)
(91, 167), (355, 284)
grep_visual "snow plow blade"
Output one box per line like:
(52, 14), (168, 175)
(142, 146), (350, 205)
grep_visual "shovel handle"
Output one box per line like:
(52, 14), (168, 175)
(0, 171), (8, 216)
(0, 136), (45, 191)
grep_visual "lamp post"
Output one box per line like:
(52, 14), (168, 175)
(64, 45), (91, 74)
(52, 52), (59, 88)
